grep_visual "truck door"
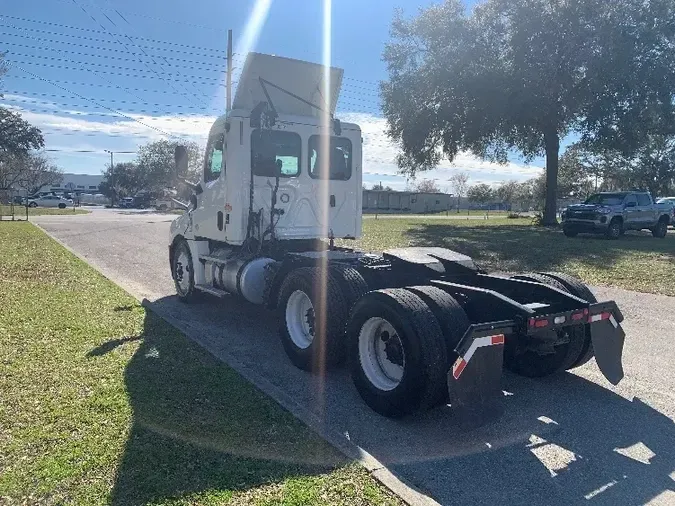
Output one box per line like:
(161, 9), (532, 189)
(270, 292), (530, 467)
(306, 134), (359, 238)
(622, 194), (639, 229)
(635, 193), (655, 227)
(192, 133), (226, 239)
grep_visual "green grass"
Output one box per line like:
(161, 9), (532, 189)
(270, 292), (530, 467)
(0, 223), (401, 506)
(0, 205), (90, 216)
(343, 217), (675, 296)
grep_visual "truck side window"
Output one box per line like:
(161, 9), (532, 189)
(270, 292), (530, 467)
(204, 133), (225, 183)
(251, 130), (301, 177)
(636, 194), (651, 206)
(308, 135), (352, 180)
(624, 195), (638, 207)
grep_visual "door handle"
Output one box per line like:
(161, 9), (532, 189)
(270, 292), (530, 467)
(330, 195), (336, 207)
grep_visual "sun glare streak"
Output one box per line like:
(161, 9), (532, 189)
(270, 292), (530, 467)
(221, 0), (273, 112)
(313, 0), (333, 413)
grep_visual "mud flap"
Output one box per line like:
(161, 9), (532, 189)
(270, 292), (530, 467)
(447, 323), (513, 429)
(589, 316), (625, 385)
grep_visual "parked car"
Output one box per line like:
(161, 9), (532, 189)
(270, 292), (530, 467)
(561, 191), (671, 239)
(656, 197), (675, 225)
(26, 195), (73, 209)
(118, 197), (135, 209)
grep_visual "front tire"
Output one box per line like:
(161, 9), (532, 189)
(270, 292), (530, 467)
(172, 239), (197, 302)
(28, 202), (37, 208)
(606, 218), (622, 239)
(278, 267), (349, 371)
(58, 203), (66, 209)
(347, 289), (447, 417)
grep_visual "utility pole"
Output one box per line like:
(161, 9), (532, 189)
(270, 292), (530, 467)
(227, 29), (233, 113)
(104, 149), (115, 206)
(104, 150), (135, 207)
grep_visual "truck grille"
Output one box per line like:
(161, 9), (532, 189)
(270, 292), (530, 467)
(568, 212), (597, 220)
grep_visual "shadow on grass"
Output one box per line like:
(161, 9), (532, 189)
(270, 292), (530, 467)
(404, 224), (675, 273)
(90, 310), (346, 506)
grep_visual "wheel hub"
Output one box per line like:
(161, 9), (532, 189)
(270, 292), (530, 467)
(358, 317), (405, 391)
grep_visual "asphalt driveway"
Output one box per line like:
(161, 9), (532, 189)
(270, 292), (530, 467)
(33, 209), (675, 505)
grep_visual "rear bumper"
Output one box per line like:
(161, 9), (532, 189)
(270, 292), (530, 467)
(447, 301), (625, 425)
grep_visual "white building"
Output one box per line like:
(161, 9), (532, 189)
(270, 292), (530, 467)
(41, 173), (104, 194)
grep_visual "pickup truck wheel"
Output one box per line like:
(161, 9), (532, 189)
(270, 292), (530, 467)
(562, 226), (578, 238)
(606, 218), (622, 239)
(347, 289), (447, 417)
(506, 273), (586, 376)
(172, 239), (198, 302)
(652, 217), (668, 238)
(278, 267), (348, 371)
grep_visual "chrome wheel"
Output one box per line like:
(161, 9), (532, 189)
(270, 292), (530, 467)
(358, 317), (405, 391)
(285, 290), (315, 349)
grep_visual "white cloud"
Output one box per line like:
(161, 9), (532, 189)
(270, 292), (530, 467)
(339, 112), (543, 190)
(2, 96), (544, 185)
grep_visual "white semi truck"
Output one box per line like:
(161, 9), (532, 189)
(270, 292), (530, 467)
(169, 53), (626, 421)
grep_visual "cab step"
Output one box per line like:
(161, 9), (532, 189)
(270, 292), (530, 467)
(195, 284), (228, 297)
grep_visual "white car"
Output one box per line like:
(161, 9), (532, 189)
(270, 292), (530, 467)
(27, 195), (73, 209)
(657, 197), (675, 225)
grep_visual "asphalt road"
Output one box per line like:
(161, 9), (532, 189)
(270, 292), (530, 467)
(34, 209), (675, 506)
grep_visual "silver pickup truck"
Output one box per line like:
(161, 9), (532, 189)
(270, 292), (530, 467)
(562, 191), (671, 239)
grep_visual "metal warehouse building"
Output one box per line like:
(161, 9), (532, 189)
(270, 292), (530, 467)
(362, 190), (457, 214)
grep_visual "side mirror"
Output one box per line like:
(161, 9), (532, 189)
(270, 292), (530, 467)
(624, 201), (636, 208)
(174, 145), (188, 178)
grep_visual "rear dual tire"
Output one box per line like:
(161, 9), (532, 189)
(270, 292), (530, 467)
(347, 289), (450, 417)
(506, 272), (596, 377)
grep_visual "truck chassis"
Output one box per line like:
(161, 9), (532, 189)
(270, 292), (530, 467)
(170, 238), (625, 421)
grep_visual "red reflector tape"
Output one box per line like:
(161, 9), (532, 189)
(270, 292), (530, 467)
(452, 358), (467, 379)
(491, 334), (505, 345)
(534, 319), (549, 328)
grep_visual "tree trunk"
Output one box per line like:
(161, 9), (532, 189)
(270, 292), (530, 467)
(542, 129), (560, 226)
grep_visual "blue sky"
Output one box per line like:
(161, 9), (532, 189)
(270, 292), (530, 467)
(0, 0), (543, 190)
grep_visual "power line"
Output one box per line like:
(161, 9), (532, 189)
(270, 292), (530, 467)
(3, 90), (222, 113)
(1, 35), (228, 70)
(5, 76), (238, 97)
(0, 14), (227, 54)
(4, 61), (190, 140)
(69, 0), (208, 109)
(7, 56), (226, 85)
(0, 23), (225, 60)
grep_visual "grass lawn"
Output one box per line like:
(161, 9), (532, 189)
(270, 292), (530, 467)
(344, 217), (675, 296)
(0, 205), (90, 217)
(0, 223), (400, 506)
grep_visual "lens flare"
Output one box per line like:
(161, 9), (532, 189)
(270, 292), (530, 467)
(312, 0), (333, 412)
(222, 0), (273, 111)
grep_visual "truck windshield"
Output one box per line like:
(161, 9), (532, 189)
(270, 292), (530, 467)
(308, 135), (352, 180)
(584, 193), (627, 205)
